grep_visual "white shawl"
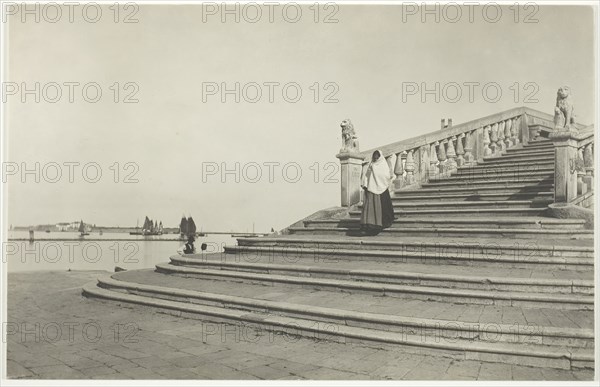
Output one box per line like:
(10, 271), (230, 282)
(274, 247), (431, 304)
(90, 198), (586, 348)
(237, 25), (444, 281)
(362, 150), (393, 194)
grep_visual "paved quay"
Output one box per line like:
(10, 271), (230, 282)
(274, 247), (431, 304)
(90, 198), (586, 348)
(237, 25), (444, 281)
(5, 270), (596, 380)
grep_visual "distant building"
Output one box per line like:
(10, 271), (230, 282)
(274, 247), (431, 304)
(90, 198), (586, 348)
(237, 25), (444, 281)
(55, 221), (89, 231)
(56, 222), (71, 231)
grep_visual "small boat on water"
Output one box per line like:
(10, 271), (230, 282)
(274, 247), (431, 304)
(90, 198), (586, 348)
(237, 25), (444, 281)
(78, 220), (89, 237)
(180, 215), (202, 238)
(131, 216), (164, 236)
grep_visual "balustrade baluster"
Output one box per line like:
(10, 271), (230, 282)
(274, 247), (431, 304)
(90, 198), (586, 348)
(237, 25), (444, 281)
(497, 121), (506, 153)
(576, 147), (586, 195)
(405, 150), (415, 185)
(429, 142), (439, 179)
(483, 125), (492, 156)
(438, 139), (447, 176)
(464, 130), (475, 165)
(504, 119), (512, 148)
(489, 123), (499, 155)
(512, 116), (522, 145)
(456, 134), (465, 166)
(446, 137), (458, 172)
(583, 143), (594, 193)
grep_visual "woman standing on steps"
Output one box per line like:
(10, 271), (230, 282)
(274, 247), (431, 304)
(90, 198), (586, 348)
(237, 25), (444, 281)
(360, 150), (396, 235)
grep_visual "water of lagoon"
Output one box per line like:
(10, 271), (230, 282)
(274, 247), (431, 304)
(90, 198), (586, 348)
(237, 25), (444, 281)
(4, 230), (238, 273)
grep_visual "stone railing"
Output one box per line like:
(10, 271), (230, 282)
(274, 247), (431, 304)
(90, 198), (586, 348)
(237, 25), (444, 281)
(337, 107), (540, 206)
(335, 106), (593, 207)
(549, 125), (594, 205)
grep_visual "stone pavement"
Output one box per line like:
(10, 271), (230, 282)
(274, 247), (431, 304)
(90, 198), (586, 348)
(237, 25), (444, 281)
(5, 271), (596, 380)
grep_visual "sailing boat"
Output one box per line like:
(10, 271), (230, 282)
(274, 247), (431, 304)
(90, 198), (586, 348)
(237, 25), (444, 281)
(187, 216), (197, 237)
(130, 218), (143, 235)
(78, 220), (89, 237)
(131, 216), (162, 236)
(179, 216), (188, 239)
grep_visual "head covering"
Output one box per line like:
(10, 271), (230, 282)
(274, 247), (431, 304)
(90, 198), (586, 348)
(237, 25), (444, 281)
(362, 150), (393, 194)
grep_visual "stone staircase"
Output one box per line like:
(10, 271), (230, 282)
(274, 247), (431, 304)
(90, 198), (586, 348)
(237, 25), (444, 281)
(83, 110), (594, 375)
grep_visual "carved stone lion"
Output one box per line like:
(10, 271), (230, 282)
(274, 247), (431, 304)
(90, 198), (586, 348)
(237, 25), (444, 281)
(340, 119), (359, 153)
(554, 86), (576, 130)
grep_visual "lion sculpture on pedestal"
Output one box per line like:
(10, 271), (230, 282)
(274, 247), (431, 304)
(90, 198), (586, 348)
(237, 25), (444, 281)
(554, 86), (576, 130)
(340, 119), (359, 153)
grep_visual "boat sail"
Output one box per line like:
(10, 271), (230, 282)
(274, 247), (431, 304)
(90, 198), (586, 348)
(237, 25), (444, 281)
(179, 216), (188, 238)
(187, 216), (197, 236)
(131, 216), (163, 236)
(78, 220), (89, 237)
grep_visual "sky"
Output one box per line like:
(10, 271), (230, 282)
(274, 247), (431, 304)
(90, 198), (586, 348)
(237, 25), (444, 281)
(3, 3), (597, 232)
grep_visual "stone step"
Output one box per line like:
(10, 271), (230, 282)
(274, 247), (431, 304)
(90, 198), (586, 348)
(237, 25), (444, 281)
(422, 177), (552, 188)
(483, 151), (556, 161)
(155, 263), (593, 311)
(288, 226), (593, 240)
(356, 208), (549, 218)
(83, 278), (594, 370)
(104, 270), (594, 338)
(505, 146), (554, 155)
(328, 217), (584, 230)
(225, 244), (592, 271)
(391, 192), (554, 202)
(362, 200), (552, 210)
(236, 236), (594, 259)
(498, 151), (553, 159)
(396, 184), (554, 196)
(111, 269), (595, 331)
(522, 140), (553, 147)
(168, 254), (594, 295)
(479, 156), (555, 166)
(428, 171), (553, 184)
(186, 251), (594, 280)
(451, 166), (554, 176)
(446, 162), (554, 173)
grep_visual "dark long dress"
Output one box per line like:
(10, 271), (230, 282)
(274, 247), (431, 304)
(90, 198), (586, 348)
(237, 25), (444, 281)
(360, 189), (395, 235)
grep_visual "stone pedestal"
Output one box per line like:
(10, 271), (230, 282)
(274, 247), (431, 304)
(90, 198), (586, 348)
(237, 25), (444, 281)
(336, 152), (364, 207)
(549, 130), (579, 203)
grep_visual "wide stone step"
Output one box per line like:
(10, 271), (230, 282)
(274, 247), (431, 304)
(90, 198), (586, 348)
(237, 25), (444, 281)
(392, 192), (554, 202)
(451, 165), (554, 176)
(522, 140), (553, 147)
(422, 177), (552, 188)
(104, 270), (594, 337)
(396, 184), (554, 195)
(428, 172), (553, 185)
(503, 147), (554, 155)
(445, 162), (554, 174)
(156, 263), (593, 310)
(356, 208), (549, 218)
(328, 217), (585, 230)
(83, 278), (594, 370)
(478, 156), (554, 166)
(288, 226), (593, 240)
(366, 200), (552, 210)
(236, 236), (594, 259)
(483, 151), (556, 161)
(225, 244), (592, 271)
(168, 254), (593, 295)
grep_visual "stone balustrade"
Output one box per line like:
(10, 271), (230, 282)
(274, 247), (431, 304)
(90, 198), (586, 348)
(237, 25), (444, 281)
(576, 129), (594, 198)
(336, 106), (594, 207)
(356, 109), (529, 195)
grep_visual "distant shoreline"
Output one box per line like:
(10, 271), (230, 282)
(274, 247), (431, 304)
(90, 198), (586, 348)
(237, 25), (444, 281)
(9, 227), (269, 236)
